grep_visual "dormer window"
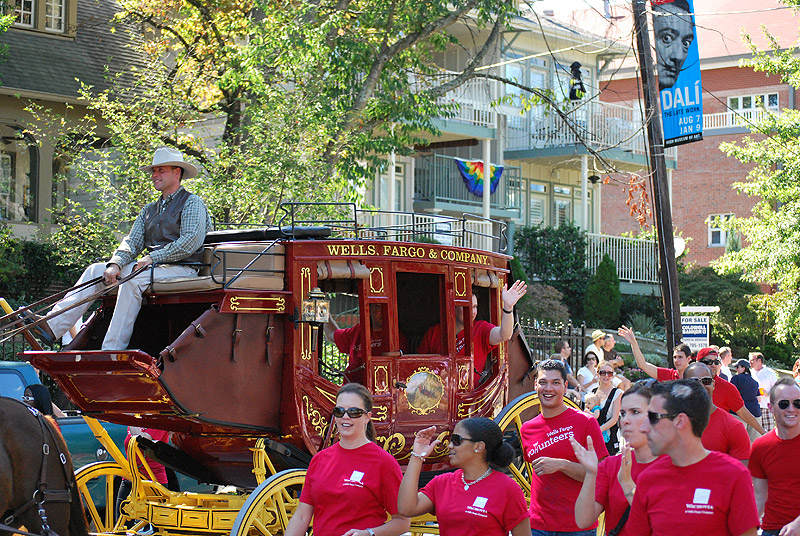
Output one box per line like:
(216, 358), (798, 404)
(10, 0), (73, 35)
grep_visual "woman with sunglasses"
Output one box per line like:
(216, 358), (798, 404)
(571, 385), (661, 535)
(397, 417), (529, 536)
(591, 362), (623, 455)
(285, 383), (410, 536)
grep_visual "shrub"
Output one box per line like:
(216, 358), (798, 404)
(516, 283), (570, 324)
(514, 223), (589, 319)
(584, 254), (621, 327)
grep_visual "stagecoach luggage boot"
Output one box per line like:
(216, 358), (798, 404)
(47, 262), (197, 350)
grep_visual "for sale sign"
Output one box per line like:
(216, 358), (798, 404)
(681, 315), (709, 352)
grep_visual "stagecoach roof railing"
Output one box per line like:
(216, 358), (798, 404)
(276, 202), (509, 253)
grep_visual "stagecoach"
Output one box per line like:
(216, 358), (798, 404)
(8, 203), (578, 536)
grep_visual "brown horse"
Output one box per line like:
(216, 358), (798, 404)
(0, 397), (88, 536)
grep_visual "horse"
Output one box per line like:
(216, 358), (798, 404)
(0, 397), (89, 536)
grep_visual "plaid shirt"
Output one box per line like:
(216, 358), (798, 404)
(109, 187), (212, 267)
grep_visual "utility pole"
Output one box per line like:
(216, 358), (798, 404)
(632, 0), (683, 353)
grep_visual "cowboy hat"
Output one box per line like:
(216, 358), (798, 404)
(140, 147), (198, 179)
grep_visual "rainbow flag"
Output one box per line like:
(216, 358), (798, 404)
(454, 158), (504, 197)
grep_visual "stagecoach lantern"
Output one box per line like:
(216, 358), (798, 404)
(301, 287), (330, 324)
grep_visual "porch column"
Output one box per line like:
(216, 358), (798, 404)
(389, 150), (396, 228)
(580, 154), (589, 231)
(482, 138), (491, 220)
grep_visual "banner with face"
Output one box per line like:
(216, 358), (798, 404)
(651, 0), (703, 147)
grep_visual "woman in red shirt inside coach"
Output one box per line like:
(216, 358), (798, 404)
(285, 383), (410, 536)
(397, 417), (529, 536)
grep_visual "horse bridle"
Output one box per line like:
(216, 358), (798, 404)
(1, 400), (74, 536)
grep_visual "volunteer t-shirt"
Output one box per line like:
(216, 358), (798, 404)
(656, 366), (680, 381)
(595, 453), (663, 535)
(417, 320), (496, 381)
(300, 442), (402, 536)
(712, 376), (745, 413)
(749, 430), (800, 531)
(627, 451), (759, 536)
(520, 407), (609, 531)
(420, 470), (528, 536)
(701, 408), (751, 461)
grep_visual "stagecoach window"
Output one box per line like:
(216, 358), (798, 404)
(396, 272), (444, 354)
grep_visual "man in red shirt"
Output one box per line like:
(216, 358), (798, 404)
(627, 379), (759, 536)
(520, 359), (608, 535)
(750, 377), (800, 536)
(324, 304), (407, 384)
(622, 329), (765, 435)
(684, 362), (750, 464)
(417, 280), (527, 383)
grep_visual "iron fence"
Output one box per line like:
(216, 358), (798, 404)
(518, 317), (587, 374)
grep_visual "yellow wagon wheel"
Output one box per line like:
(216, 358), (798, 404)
(231, 468), (307, 536)
(493, 392), (580, 501)
(75, 461), (130, 533)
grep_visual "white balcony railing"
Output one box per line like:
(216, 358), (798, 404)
(703, 108), (778, 130)
(585, 232), (658, 285)
(412, 72), (498, 129)
(505, 100), (677, 160)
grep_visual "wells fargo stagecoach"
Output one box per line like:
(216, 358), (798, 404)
(9, 203), (572, 536)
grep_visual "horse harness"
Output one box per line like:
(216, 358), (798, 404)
(1, 401), (73, 536)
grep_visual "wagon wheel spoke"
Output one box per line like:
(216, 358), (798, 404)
(230, 468), (306, 536)
(75, 461), (131, 534)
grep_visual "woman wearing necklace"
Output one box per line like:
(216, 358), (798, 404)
(397, 417), (529, 536)
(285, 383), (410, 536)
(570, 384), (661, 535)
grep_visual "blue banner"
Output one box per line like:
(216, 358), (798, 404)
(651, 0), (703, 147)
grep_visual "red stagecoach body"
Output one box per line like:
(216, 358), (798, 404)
(26, 204), (535, 488)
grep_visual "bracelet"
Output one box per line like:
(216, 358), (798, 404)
(502, 307), (513, 314)
(410, 451), (426, 459)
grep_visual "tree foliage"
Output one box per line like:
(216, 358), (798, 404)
(24, 0), (515, 266)
(715, 3), (800, 341)
(514, 223), (589, 319)
(584, 254), (621, 327)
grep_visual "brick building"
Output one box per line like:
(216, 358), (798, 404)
(566, 0), (798, 267)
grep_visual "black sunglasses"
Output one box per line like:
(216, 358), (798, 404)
(700, 359), (721, 366)
(690, 377), (714, 386)
(648, 411), (676, 425)
(332, 406), (366, 418)
(450, 433), (476, 446)
(777, 399), (800, 410)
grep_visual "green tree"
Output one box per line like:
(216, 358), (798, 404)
(24, 0), (515, 267)
(583, 254), (621, 327)
(715, 4), (800, 341)
(514, 223), (589, 319)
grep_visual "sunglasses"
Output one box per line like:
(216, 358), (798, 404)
(690, 377), (714, 386)
(21, 394), (34, 403)
(777, 399), (800, 410)
(598, 370), (614, 377)
(648, 411), (676, 425)
(332, 406), (366, 418)
(450, 433), (476, 446)
(700, 359), (721, 366)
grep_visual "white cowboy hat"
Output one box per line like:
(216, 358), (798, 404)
(140, 147), (198, 179)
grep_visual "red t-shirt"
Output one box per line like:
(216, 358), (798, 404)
(417, 320), (496, 380)
(595, 453), (663, 535)
(124, 428), (169, 484)
(420, 469), (528, 536)
(712, 376), (745, 413)
(520, 407), (609, 531)
(656, 366), (680, 381)
(627, 451), (759, 536)
(300, 441), (402, 536)
(749, 430), (800, 530)
(701, 408), (751, 461)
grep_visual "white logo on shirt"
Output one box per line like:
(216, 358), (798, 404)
(692, 488), (711, 505)
(466, 496), (489, 518)
(343, 470), (365, 488)
(684, 488), (714, 515)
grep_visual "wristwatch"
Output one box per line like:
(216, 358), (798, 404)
(366, 529), (376, 536)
